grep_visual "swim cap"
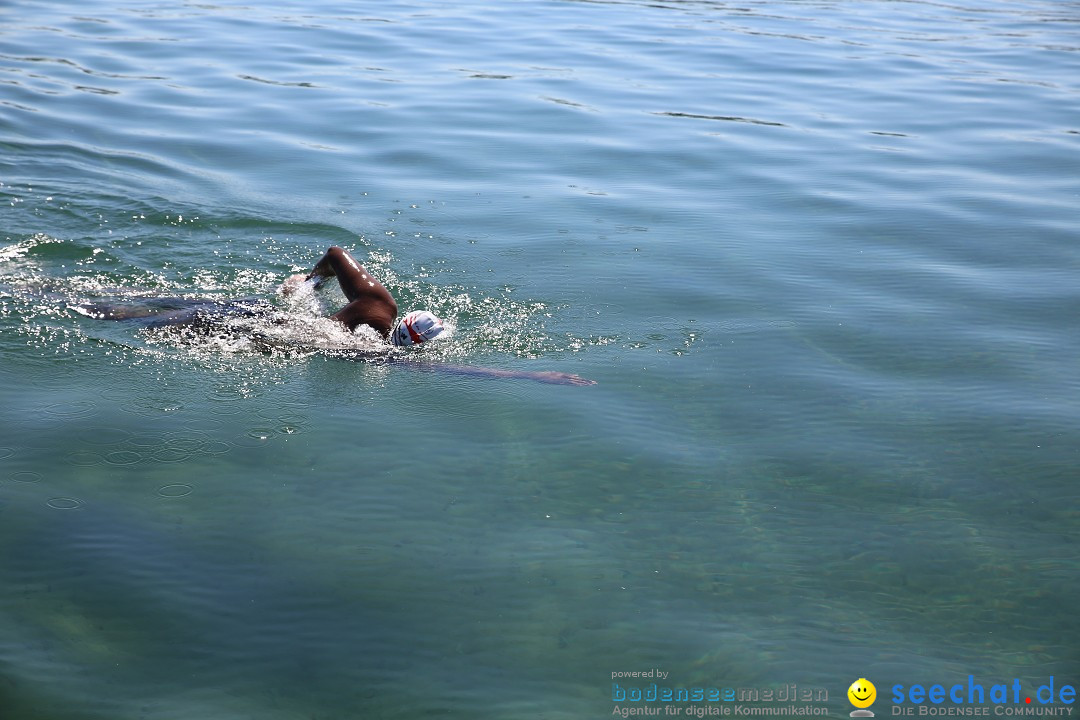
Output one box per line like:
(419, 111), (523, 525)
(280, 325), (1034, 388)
(391, 310), (444, 346)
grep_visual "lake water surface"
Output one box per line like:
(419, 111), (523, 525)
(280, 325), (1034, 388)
(1, 1), (1078, 718)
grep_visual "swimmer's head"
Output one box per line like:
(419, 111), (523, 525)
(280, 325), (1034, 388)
(391, 310), (445, 347)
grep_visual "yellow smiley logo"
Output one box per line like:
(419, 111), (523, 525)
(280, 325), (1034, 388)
(848, 678), (877, 709)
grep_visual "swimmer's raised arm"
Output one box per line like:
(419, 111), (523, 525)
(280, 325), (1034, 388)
(303, 247), (389, 300)
(290, 246), (399, 335)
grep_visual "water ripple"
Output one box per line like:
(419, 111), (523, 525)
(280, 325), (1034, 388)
(46, 496), (83, 509)
(654, 111), (787, 127)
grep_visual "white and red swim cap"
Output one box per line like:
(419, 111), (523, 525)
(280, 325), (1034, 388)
(391, 310), (445, 346)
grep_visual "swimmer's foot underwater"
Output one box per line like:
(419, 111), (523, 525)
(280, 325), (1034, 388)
(77, 296), (270, 328)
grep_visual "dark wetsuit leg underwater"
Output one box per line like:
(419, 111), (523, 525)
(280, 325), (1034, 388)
(78, 296), (270, 328)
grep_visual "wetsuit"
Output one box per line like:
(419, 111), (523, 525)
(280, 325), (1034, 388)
(77, 296), (272, 328)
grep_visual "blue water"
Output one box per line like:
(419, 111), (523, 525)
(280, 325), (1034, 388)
(2, 1), (1079, 717)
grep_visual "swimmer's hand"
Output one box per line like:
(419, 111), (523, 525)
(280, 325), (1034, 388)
(528, 370), (597, 386)
(279, 274), (309, 296)
(401, 361), (596, 386)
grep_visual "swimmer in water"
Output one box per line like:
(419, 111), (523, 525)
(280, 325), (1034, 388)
(45, 246), (594, 385)
(280, 245), (444, 347)
(78, 246), (444, 346)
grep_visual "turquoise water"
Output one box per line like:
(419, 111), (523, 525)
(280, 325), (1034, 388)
(2, 0), (1079, 717)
